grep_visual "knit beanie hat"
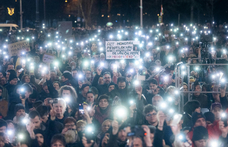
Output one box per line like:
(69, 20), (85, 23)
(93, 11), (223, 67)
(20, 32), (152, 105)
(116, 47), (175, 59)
(14, 103), (25, 115)
(192, 126), (208, 141)
(192, 112), (206, 126)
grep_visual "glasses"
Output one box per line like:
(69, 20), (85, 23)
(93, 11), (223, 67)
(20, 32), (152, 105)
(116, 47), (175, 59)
(104, 77), (111, 79)
(146, 113), (157, 117)
(126, 75), (131, 78)
(99, 100), (108, 103)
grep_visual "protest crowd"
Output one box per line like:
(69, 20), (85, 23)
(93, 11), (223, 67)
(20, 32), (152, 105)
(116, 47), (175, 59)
(0, 22), (227, 147)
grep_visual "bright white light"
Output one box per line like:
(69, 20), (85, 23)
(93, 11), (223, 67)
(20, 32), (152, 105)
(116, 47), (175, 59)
(160, 102), (167, 109)
(169, 109), (174, 114)
(18, 134), (24, 140)
(22, 118), (29, 124)
(78, 74), (83, 79)
(155, 67), (160, 72)
(134, 80), (139, 86)
(221, 113), (226, 118)
(145, 52), (150, 57)
(210, 140), (219, 147)
(64, 97), (70, 103)
(109, 35), (113, 39)
(7, 130), (13, 136)
(221, 78), (226, 83)
(115, 106), (127, 118)
(86, 126), (93, 132)
(148, 42), (153, 46)
(168, 97), (173, 102)
(120, 60), (125, 64)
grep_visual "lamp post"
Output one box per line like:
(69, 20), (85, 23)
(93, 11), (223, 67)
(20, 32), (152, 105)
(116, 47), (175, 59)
(44, 0), (46, 23)
(20, 0), (23, 29)
(36, 0), (39, 27)
(140, 0), (143, 28)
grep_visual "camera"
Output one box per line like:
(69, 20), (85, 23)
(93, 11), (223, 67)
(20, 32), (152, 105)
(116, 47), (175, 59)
(48, 99), (58, 104)
(127, 126), (146, 137)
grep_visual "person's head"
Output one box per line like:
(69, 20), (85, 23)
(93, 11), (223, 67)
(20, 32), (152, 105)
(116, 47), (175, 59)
(210, 102), (222, 120)
(85, 70), (92, 79)
(98, 95), (109, 110)
(50, 70), (57, 79)
(194, 82), (201, 96)
(53, 82), (60, 91)
(34, 130), (45, 147)
(61, 72), (72, 83)
(0, 120), (7, 133)
(117, 77), (126, 90)
(22, 74), (30, 83)
(103, 72), (111, 85)
(192, 126), (208, 147)
(36, 105), (49, 124)
(98, 76), (104, 85)
(29, 110), (42, 129)
(118, 127), (127, 142)
(125, 73), (132, 82)
(42, 83), (50, 94)
(86, 91), (94, 104)
(151, 95), (163, 107)
(71, 69), (77, 78)
(108, 83), (115, 92)
(192, 112), (206, 128)
(59, 85), (78, 103)
(204, 112), (215, 125)
(22, 83), (33, 99)
(149, 79), (158, 90)
(81, 84), (90, 95)
(64, 117), (76, 130)
(132, 137), (143, 147)
(53, 98), (66, 118)
(0, 77), (6, 86)
(90, 87), (98, 99)
(8, 70), (17, 85)
(184, 100), (201, 115)
(101, 119), (111, 133)
(143, 104), (158, 125)
(14, 103), (25, 119)
(76, 120), (86, 132)
(51, 134), (66, 147)
(7, 63), (14, 71)
(183, 83), (188, 95)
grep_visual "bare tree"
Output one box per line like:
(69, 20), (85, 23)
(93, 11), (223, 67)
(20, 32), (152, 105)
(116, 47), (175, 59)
(78, 0), (95, 28)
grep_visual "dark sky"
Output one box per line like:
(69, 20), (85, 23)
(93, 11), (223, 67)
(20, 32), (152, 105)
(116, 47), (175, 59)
(0, 0), (228, 27)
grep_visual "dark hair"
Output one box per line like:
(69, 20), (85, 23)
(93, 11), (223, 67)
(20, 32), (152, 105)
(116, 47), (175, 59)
(184, 100), (201, 115)
(53, 81), (60, 87)
(193, 81), (200, 91)
(33, 101), (43, 108)
(0, 119), (7, 128)
(51, 134), (66, 146)
(64, 117), (76, 125)
(7, 63), (14, 67)
(21, 74), (30, 83)
(59, 85), (78, 102)
(117, 77), (126, 84)
(148, 79), (158, 85)
(98, 94), (110, 103)
(91, 87), (98, 95)
(72, 68), (78, 72)
(36, 105), (49, 117)
(22, 83), (33, 93)
(143, 104), (157, 116)
(103, 72), (111, 77)
(86, 91), (94, 96)
(29, 110), (40, 119)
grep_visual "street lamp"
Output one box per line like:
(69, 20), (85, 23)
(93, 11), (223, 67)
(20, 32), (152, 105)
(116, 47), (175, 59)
(140, 0), (143, 28)
(20, 0), (23, 29)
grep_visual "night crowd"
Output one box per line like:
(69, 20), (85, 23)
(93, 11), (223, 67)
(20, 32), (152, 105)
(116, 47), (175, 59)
(0, 22), (227, 147)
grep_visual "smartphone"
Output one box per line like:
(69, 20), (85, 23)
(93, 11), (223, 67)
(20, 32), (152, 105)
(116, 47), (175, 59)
(170, 114), (182, 126)
(79, 104), (84, 114)
(48, 99), (58, 104)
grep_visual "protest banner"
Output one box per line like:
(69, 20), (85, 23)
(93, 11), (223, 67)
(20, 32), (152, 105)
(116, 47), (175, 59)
(106, 41), (140, 59)
(8, 40), (30, 56)
(42, 54), (56, 63)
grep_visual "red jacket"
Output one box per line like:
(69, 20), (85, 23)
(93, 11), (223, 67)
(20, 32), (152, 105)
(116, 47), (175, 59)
(187, 120), (221, 147)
